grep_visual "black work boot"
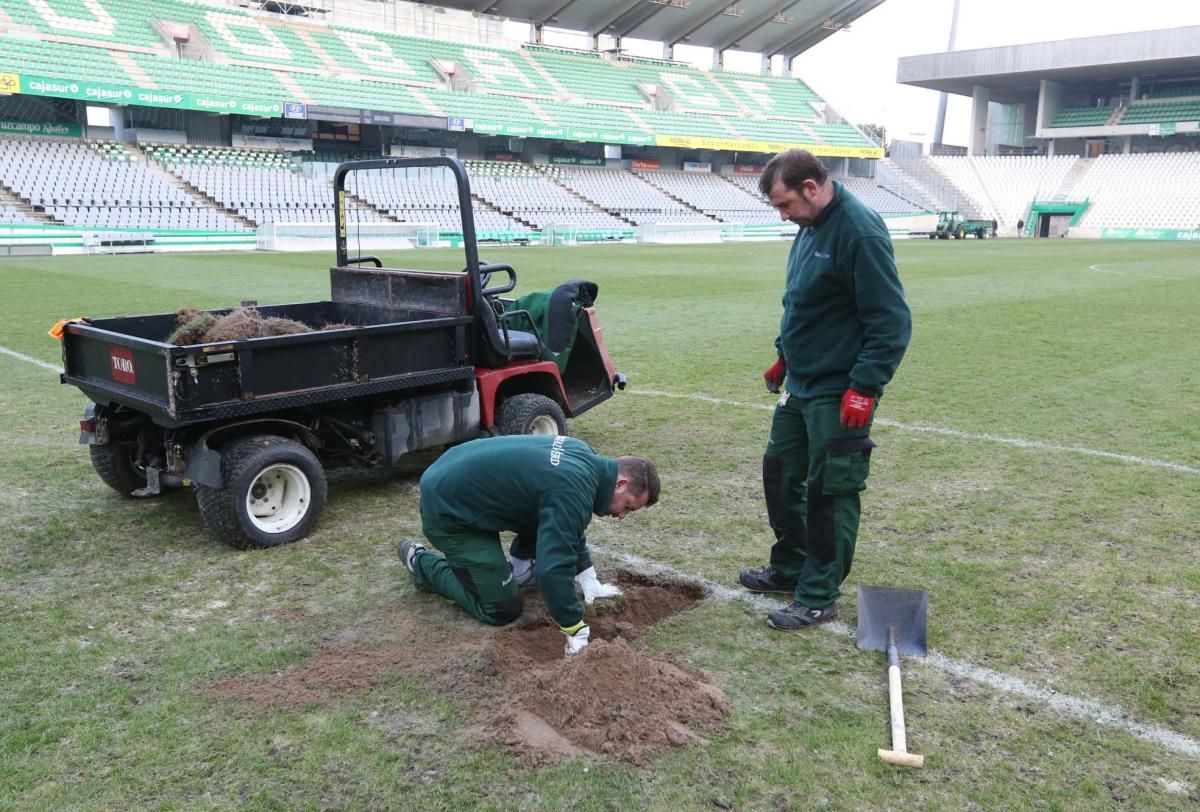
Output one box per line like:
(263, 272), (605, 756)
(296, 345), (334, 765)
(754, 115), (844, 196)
(766, 601), (838, 631)
(737, 566), (797, 594)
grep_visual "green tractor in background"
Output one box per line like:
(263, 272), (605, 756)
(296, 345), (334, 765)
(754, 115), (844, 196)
(932, 210), (993, 239)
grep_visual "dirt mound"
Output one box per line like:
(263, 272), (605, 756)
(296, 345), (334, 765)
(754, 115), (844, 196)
(207, 571), (728, 765)
(493, 637), (730, 765)
(166, 306), (351, 345)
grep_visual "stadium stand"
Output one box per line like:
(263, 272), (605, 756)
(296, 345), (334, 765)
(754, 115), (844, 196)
(0, 136), (247, 230)
(965, 156), (1078, 227)
(1049, 106), (1117, 128)
(885, 158), (985, 219)
(1072, 152), (1200, 230)
(0, 204), (34, 225)
(465, 162), (626, 233)
(634, 170), (776, 224)
(552, 168), (713, 225)
(0, 0), (872, 151)
(10, 0), (1200, 245)
(147, 145), (368, 226)
(836, 177), (924, 217)
(1119, 101), (1200, 125)
(343, 162), (528, 236)
(707, 70), (823, 120)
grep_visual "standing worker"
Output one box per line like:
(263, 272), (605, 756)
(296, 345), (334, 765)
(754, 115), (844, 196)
(399, 434), (659, 655)
(743, 149), (912, 631)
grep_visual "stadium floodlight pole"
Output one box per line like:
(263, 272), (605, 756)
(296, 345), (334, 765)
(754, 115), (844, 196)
(932, 0), (961, 148)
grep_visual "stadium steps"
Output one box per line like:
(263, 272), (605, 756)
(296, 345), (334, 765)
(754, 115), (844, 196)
(1052, 157), (1094, 200)
(535, 168), (638, 227)
(1106, 107), (1125, 126)
(0, 181), (56, 224)
(710, 80), (755, 118)
(108, 51), (155, 87)
(966, 159), (1003, 224)
(520, 97), (557, 125)
(633, 173), (723, 222)
(871, 163), (936, 213)
(344, 189), (396, 224)
(274, 71), (314, 105)
(519, 49), (572, 99)
(406, 87), (446, 117)
(912, 159), (984, 218)
(471, 192), (536, 230)
(881, 159), (956, 212)
(138, 146), (258, 231)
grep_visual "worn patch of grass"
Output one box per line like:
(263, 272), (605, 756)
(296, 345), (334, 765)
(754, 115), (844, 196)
(2, 239), (1199, 808)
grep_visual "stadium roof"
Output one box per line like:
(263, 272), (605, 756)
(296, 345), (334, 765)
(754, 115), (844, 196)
(415, 0), (886, 59)
(897, 26), (1200, 104)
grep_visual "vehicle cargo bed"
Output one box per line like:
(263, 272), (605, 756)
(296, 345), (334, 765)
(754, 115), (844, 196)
(61, 301), (473, 427)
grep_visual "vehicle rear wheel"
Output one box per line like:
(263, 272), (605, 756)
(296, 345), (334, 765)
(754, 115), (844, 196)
(196, 434), (327, 549)
(497, 393), (567, 436)
(89, 442), (146, 496)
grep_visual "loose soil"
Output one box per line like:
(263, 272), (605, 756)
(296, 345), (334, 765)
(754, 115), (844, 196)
(166, 306), (344, 345)
(209, 571), (729, 765)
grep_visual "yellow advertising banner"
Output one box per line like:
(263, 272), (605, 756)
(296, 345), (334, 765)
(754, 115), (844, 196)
(654, 133), (884, 159)
(0, 73), (20, 95)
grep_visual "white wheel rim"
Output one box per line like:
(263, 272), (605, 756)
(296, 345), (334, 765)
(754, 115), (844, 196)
(245, 463), (311, 534)
(529, 414), (559, 435)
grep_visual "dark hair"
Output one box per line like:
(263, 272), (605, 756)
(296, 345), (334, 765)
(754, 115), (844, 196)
(618, 455), (660, 507)
(759, 149), (829, 197)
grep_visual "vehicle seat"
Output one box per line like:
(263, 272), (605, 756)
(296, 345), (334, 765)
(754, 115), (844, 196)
(476, 296), (541, 367)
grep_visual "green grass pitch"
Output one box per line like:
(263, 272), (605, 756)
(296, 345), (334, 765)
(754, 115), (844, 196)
(1, 238), (1198, 808)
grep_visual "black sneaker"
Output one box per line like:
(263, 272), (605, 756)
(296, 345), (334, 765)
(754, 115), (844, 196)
(766, 601), (838, 631)
(398, 538), (427, 587)
(738, 566), (797, 594)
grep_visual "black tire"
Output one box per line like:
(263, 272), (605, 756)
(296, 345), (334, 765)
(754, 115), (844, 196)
(89, 443), (146, 496)
(196, 434), (327, 549)
(955, 226), (965, 240)
(497, 393), (567, 436)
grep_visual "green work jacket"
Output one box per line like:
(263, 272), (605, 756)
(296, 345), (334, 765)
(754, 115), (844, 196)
(419, 434), (617, 627)
(776, 181), (912, 398)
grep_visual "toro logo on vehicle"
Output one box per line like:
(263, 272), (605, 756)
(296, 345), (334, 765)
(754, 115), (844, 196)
(109, 346), (136, 385)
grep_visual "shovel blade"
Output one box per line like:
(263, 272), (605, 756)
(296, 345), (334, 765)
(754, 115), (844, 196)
(856, 584), (928, 657)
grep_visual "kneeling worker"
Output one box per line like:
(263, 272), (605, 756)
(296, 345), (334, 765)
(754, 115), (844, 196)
(399, 434), (659, 655)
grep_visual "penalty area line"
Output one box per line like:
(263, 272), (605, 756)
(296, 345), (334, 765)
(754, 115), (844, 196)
(610, 551), (1200, 760)
(0, 345), (61, 373)
(627, 389), (1200, 475)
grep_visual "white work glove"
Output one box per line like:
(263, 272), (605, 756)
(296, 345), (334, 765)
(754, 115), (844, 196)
(575, 566), (622, 604)
(561, 621), (590, 656)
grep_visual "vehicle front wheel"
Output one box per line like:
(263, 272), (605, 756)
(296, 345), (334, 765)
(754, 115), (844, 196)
(196, 434), (327, 549)
(497, 393), (567, 436)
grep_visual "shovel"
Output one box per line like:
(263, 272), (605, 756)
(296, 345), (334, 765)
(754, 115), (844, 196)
(857, 584), (929, 768)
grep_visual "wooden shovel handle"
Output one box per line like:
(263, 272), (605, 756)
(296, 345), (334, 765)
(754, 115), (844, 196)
(879, 637), (924, 768)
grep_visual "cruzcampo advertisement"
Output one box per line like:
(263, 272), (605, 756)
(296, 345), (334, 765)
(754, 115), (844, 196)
(0, 119), (82, 137)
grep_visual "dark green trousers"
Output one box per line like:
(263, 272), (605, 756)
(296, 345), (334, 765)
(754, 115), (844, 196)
(764, 393), (876, 608)
(413, 503), (523, 626)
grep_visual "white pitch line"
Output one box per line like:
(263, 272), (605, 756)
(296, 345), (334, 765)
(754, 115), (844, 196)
(1088, 263), (1183, 281)
(0, 345), (61, 373)
(609, 551), (1200, 759)
(628, 389), (1200, 475)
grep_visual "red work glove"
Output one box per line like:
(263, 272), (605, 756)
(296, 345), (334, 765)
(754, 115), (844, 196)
(840, 388), (875, 429)
(763, 357), (786, 394)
